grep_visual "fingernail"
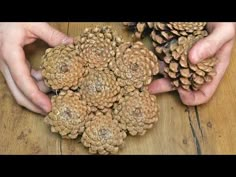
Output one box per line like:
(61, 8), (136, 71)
(62, 37), (73, 45)
(148, 85), (155, 94)
(38, 109), (47, 116)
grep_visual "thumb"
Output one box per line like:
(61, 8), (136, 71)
(30, 23), (73, 47)
(189, 25), (233, 64)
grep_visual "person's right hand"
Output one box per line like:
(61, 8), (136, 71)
(0, 23), (73, 115)
(148, 22), (236, 105)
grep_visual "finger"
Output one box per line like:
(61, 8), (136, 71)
(5, 46), (51, 113)
(36, 80), (51, 93)
(189, 24), (235, 64)
(179, 40), (234, 106)
(1, 66), (46, 115)
(31, 69), (43, 81)
(148, 78), (176, 94)
(29, 23), (73, 47)
(31, 69), (51, 93)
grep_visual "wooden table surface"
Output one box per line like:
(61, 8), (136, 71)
(0, 22), (236, 155)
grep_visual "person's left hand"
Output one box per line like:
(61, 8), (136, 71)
(0, 22), (73, 115)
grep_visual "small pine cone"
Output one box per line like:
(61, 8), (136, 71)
(44, 90), (91, 139)
(41, 44), (85, 91)
(81, 111), (127, 155)
(123, 22), (152, 39)
(74, 26), (123, 70)
(113, 88), (160, 136)
(109, 41), (159, 94)
(163, 35), (217, 90)
(78, 69), (121, 111)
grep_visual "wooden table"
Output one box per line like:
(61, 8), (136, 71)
(0, 22), (236, 154)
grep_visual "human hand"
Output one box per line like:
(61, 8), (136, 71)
(0, 23), (73, 115)
(148, 22), (236, 105)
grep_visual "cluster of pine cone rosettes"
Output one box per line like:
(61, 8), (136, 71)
(124, 22), (218, 91)
(41, 26), (160, 155)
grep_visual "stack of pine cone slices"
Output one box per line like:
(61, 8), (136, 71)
(41, 26), (160, 154)
(124, 22), (218, 91)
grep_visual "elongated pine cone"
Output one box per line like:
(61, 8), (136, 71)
(113, 88), (159, 136)
(109, 41), (159, 93)
(44, 91), (90, 139)
(74, 26), (123, 70)
(78, 69), (121, 111)
(81, 111), (127, 155)
(163, 35), (217, 90)
(41, 44), (85, 91)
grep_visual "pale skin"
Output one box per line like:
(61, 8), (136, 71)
(149, 22), (236, 105)
(0, 23), (73, 115)
(0, 23), (235, 115)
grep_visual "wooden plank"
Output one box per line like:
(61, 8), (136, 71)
(194, 43), (236, 154)
(2, 22), (234, 154)
(0, 22), (69, 154)
(60, 22), (198, 154)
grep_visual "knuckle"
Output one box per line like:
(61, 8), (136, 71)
(49, 29), (62, 42)
(1, 44), (10, 59)
(204, 40), (217, 57)
(29, 89), (41, 104)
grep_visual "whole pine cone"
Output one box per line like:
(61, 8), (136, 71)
(81, 111), (127, 155)
(41, 44), (85, 91)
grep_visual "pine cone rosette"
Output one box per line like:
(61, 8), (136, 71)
(113, 88), (160, 136)
(109, 41), (159, 93)
(78, 69), (121, 111)
(81, 111), (127, 155)
(41, 26), (161, 154)
(75, 26), (123, 70)
(44, 91), (90, 139)
(41, 44), (85, 91)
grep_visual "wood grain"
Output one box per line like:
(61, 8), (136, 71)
(0, 22), (235, 154)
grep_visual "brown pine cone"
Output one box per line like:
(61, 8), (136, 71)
(123, 22), (150, 39)
(74, 26), (123, 70)
(41, 44), (85, 91)
(78, 69), (121, 111)
(113, 88), (160, 136)
(109, 41), (159, 94)
(163, 35), (217, 91)
(150, 22), (208, 55)
(44, 90), (91, 139)
(81, 111), (127, 155)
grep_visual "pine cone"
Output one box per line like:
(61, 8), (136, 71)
(74, 26), (123, 70)
(81, 111), (127, 155)
(163, 35), (217, 90)
(78, 69), (121, 111)
(44, 90), (90, 139)
(113, 88), (160, 136)
(41, 44), (85, 91)
(150, 22), (208, 55)
(109, 41), (159, 93)
(123, 22), (150, 39)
